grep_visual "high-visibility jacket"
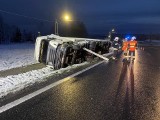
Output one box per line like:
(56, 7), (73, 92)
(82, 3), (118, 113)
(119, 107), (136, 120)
(129, 40), (137, 51)
(122, 41), (128, 51)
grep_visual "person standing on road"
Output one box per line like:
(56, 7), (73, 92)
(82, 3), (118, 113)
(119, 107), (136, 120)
(122, 38), (129, 55)
(112, 37), (120, 59)
(122, 38), (129, 60)
(128, 36), (137, 61)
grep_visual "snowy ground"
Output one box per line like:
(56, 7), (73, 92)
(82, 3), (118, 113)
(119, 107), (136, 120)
(0, 62), (89, 98)
(0, 42), (112, 99)
(0, 43), (36, 71)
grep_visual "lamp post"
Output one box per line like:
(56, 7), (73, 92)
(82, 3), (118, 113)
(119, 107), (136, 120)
(54, 14), (71, 35)
(55, 19), (58, 35)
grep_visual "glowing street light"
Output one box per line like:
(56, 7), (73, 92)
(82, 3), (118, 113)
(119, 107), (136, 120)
(55, 12), (72, 35)
(63, 13), (72, 21)
(64, 15), (70, 21)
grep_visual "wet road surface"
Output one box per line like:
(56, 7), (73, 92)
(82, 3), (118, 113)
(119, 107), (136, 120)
(0, 46), (160, 120)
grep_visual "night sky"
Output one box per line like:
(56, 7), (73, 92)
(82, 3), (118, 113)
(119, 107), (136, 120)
(0, 0), (160, 35)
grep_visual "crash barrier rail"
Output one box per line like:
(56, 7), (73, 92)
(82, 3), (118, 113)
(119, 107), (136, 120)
(83, 48), (109, 61)
(35, 34), (112, 70)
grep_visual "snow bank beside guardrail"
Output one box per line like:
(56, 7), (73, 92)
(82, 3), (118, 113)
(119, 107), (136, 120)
(0, 62), (89, 98)
(0, 50), (113, 98)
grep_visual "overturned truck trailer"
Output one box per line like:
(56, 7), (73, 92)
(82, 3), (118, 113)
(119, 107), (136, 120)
(35, 34), (111, 70)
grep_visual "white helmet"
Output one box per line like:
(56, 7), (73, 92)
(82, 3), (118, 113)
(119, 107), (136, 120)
(114, 37), (119, 41)
(131, 36), (136, 40)
(123, 38), (127, 41)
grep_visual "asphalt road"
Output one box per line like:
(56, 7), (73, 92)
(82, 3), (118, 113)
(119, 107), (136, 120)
(0, 46), (160, 120)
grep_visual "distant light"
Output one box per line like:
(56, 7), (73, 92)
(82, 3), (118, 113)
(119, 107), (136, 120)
(125, 35), (132, 40)
(62, 12), (71, 21)
(64, 15), (69, 21)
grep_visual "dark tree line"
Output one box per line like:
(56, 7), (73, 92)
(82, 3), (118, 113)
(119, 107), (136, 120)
(0, 14), (37, 44)
(0, 13), (88, 44)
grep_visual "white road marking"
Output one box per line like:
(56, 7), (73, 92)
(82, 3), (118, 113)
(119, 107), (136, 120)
(0, 60), (106, 113)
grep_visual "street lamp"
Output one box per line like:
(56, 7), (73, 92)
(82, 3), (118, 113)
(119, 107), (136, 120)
(63, 12), (72, 21)
(55, 19), (58, 35)
(64, 15), (70, 21)
(55, 13), (72, 35)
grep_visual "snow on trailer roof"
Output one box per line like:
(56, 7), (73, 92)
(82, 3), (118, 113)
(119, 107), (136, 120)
(61, 37), (110, 42)
(37, 34), (110, 42)
(77, 38), (110, 42)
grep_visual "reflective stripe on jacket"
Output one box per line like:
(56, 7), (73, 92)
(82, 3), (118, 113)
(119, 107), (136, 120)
(122, 41), (128, 51)
(129, 40), (137, 51)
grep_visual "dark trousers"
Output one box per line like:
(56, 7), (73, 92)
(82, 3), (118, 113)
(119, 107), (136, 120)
(113, 49), (118, 57)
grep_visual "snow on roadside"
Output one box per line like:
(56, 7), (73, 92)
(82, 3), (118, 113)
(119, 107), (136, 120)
(0, 62), (88, 98)
(0, 43), (37, 71)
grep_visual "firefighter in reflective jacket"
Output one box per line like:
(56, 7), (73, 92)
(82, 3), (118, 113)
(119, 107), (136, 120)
(122, 38), (129, 56)
(128, 36), (137, 59)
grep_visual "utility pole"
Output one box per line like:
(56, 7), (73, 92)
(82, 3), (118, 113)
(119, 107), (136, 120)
(55, 19), (58, 35)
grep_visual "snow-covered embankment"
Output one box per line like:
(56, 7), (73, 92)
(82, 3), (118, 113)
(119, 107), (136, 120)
(0, 43), (36, 71)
